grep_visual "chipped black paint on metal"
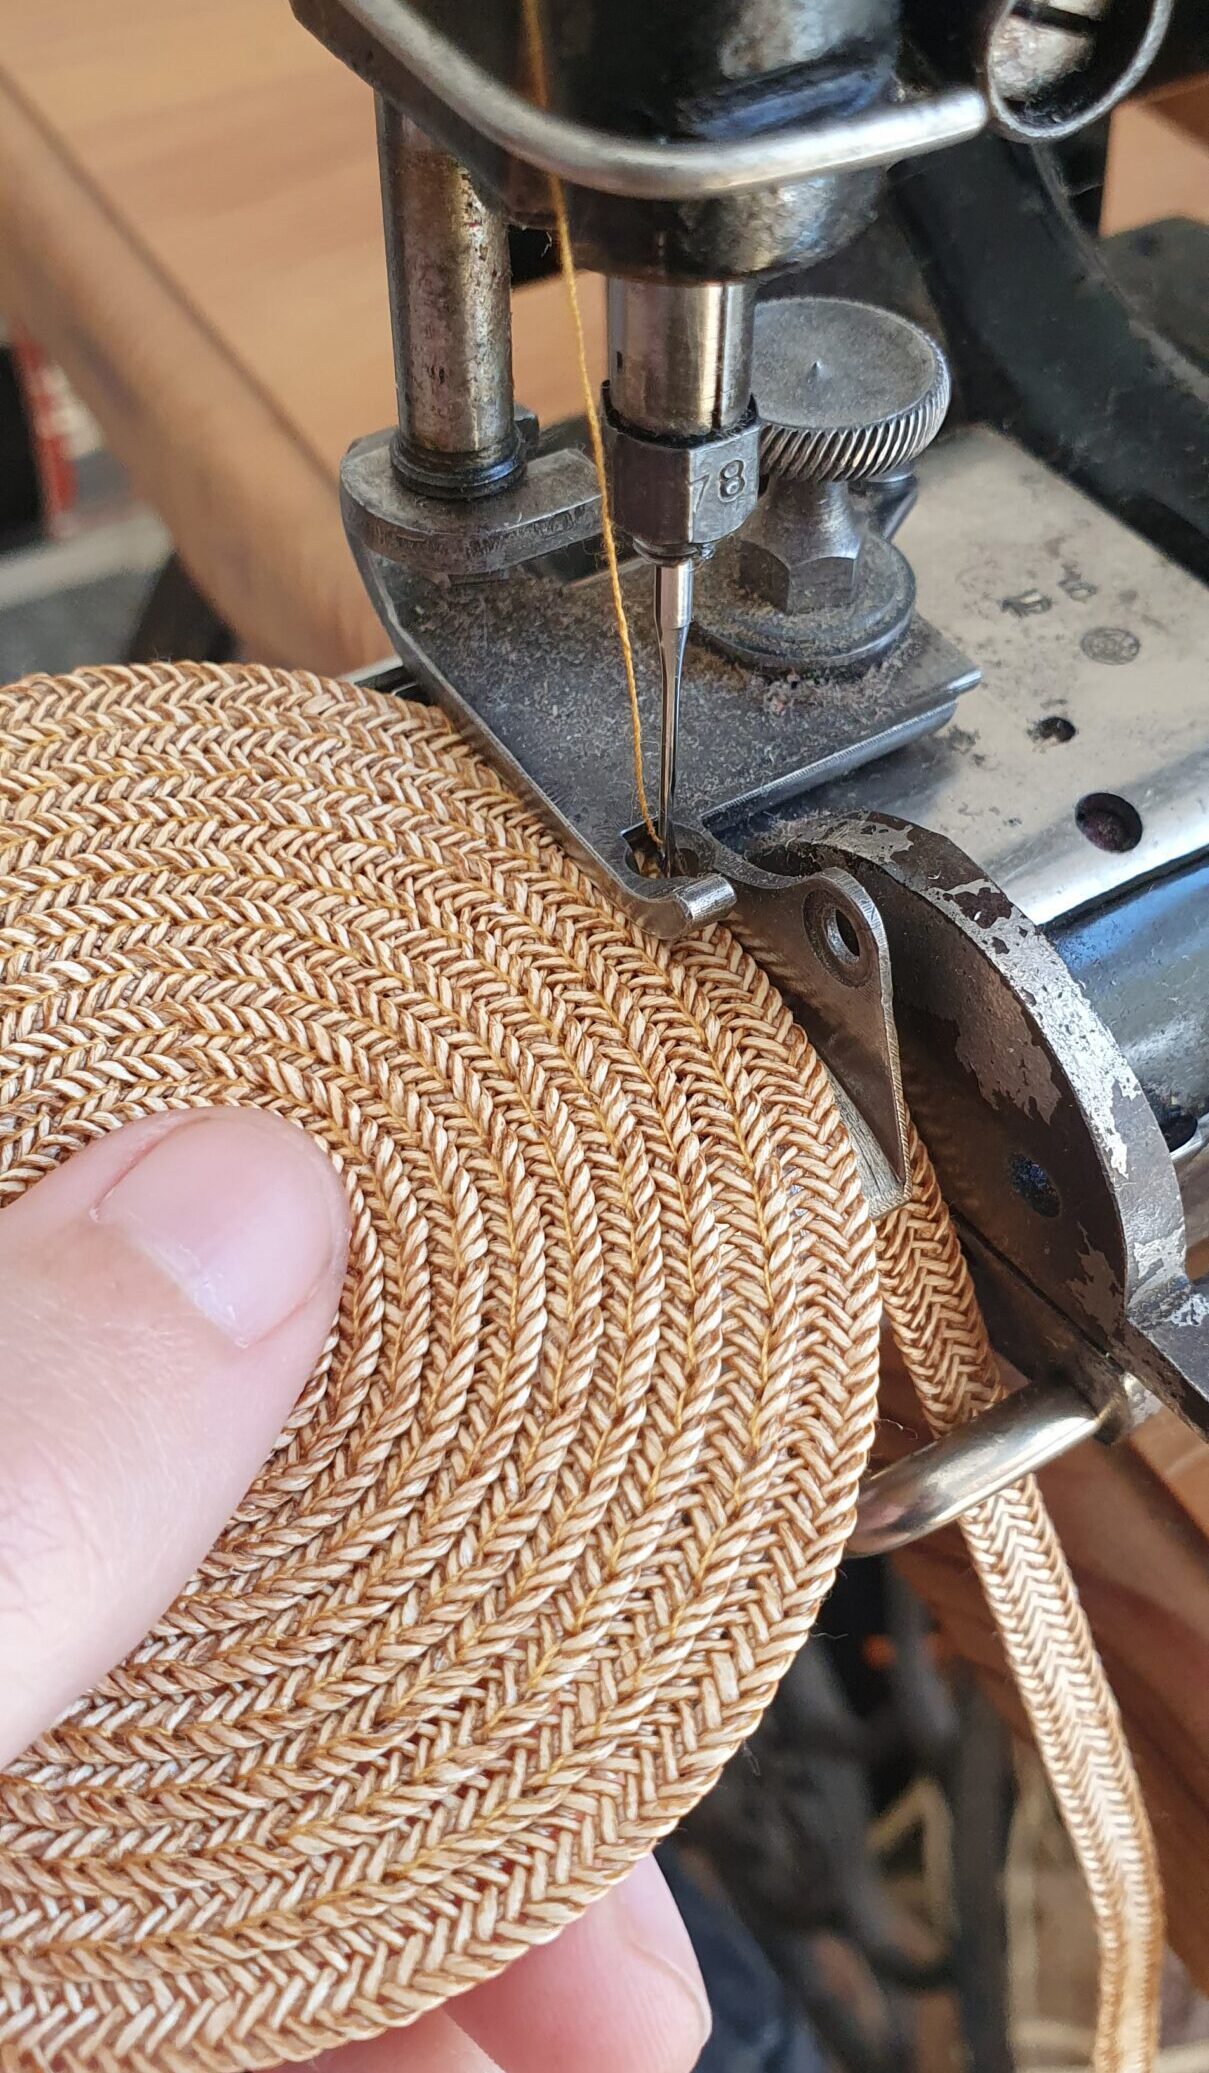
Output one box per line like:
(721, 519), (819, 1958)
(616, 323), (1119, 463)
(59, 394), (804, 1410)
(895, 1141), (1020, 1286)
(769, 812), (1206, 1433)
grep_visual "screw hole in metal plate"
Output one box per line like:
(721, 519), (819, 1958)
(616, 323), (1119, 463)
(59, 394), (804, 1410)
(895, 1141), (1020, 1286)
(1031, 713), (1076, 744)
(1010, 1153), (1062, 1219)
(1158, 1106), (1199, 1156)
(803, 884), (873, 988)
(825, 906), (863, 966)
(1075, 791), (1143, 853)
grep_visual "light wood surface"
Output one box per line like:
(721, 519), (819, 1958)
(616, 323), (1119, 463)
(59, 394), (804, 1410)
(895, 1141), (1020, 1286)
(1102, 74), (1209, 235)
(0, 0), (606, 670)
(4, 0), (1209, 1986)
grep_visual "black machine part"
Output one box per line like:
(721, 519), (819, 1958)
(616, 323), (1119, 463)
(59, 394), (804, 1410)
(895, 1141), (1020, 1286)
(905, 0), (1173, 141)
(893, 136), (1209, 588)
(292, 0), (904, 279)
(291, 0), (1175, 276)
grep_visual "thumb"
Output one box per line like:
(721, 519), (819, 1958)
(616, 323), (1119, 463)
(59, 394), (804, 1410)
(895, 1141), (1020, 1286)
(0, 1107), (349, 1764)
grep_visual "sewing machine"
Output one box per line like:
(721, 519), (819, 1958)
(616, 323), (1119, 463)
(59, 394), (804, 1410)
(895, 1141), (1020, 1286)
(290, 0), (1208, 1548)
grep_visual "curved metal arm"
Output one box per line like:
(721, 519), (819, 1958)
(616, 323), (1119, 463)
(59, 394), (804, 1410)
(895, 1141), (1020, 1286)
(330, 0), (987, 199)
(850, 1377), (1114, 1557)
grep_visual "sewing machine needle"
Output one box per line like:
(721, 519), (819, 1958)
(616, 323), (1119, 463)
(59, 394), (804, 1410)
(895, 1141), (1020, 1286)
(653, 557), (692, 875)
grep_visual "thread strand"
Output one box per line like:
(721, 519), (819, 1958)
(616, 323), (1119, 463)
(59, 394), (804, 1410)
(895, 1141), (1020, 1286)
(520, 0), (658, 849)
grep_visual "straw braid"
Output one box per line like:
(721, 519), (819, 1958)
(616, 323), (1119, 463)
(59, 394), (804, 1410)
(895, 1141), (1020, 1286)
(0, 662), (883, 2073)
(877, 1130), (1163, 2073)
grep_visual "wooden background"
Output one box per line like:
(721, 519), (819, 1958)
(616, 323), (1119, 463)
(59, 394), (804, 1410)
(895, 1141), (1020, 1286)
(0, 0), (607, 671)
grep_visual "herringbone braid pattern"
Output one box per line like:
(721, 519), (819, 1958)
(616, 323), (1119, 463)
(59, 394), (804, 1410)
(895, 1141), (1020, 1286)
(0, 662), (883, 2073)
(877, 1129), (1163, 2073)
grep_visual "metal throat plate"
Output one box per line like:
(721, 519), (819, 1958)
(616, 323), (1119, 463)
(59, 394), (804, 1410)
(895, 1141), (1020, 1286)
(802, 426), (1209, 928)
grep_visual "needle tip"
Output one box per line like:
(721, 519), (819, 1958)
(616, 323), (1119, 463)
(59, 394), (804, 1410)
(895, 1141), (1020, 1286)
(654, 559), (693, 877)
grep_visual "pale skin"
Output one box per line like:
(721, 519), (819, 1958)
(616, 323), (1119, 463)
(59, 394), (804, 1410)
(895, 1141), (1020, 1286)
(0, 1107), (711, 2073)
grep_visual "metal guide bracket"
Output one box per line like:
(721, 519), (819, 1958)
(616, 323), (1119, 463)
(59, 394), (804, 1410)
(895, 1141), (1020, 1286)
(798, 813), (1206, 1438)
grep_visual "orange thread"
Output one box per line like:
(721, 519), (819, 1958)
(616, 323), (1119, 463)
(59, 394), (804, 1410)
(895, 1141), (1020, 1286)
(520, 0), (658, 850)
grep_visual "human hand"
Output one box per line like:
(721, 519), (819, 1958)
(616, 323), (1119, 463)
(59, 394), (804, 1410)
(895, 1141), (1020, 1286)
(0, 1107), (710, 2073)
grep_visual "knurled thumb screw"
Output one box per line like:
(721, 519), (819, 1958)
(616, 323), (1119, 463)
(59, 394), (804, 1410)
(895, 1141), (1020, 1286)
(742, 297), (950, 627)
(756, 296), (951, 489)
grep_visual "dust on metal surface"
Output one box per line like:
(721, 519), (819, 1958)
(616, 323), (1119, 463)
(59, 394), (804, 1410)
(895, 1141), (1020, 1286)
(809, 427), (1209, 925)
(359, 531), (976, 934)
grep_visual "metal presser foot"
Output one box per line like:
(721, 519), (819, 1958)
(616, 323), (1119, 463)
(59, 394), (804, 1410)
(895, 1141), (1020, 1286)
(346, 311), (977, 946)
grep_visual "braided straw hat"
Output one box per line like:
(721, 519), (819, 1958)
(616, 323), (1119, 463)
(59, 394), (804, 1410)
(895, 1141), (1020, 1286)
(0, 663), (881, 2072)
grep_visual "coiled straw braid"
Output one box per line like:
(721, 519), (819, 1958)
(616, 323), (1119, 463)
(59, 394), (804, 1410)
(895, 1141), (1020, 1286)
(877, 1132), (1164, 2073)
(0, 663), (883, 2071)
(0, 665), (1159, 2073)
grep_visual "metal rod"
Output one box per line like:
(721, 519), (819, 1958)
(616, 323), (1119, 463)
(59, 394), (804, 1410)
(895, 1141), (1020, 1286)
(849, 1376), (1112, 1557)
(653, 559), (693, 872)
(608, 281), (755, 440)
(376, 98), (522, 498)
(340, 2), (987, 200)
